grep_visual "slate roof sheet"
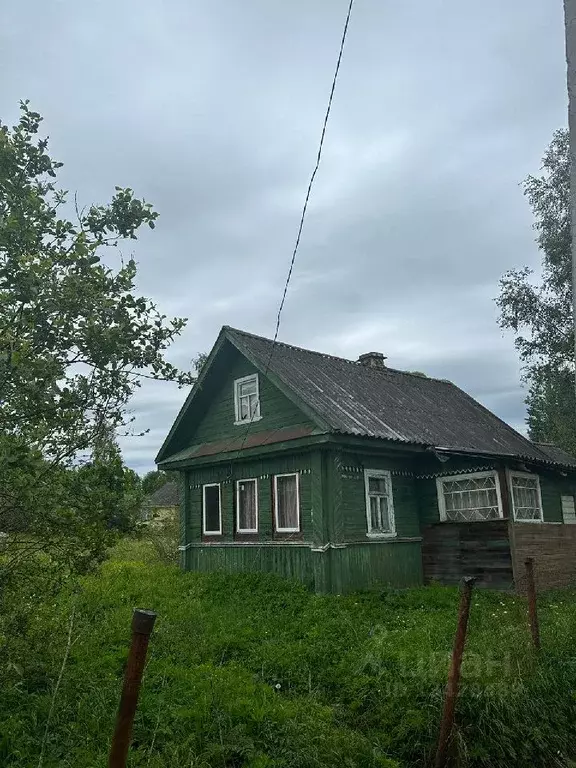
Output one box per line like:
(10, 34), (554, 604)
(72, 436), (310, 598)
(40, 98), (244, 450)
(225, 327), (576, 468)
(532, 442), (576, 468)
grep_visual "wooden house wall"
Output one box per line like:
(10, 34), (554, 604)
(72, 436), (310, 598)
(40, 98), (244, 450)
(421, 520), (513, 588)
(327, 542), (423, 592)
(538, 474), (573, 523)
(184, 451), (314, 544)
(415, 455), (499, 530)
(337, 451), (420, 541)
(416, 456), (573, 526)
(184, 543), (316, 590)
(510, 522), (576, 592)
(192, 352), (313, 446)
(180, 446), (425, 592)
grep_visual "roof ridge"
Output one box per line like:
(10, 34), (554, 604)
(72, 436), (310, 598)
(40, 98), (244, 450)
(223, 325), (452, 385)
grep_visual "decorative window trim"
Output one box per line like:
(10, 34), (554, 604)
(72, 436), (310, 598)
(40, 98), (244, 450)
(273, 473), (300, 533)
(507, 470), (543, 523)
(233, 373), (262, 426)
(236, 478), (259, 533)
(436, 470), (503, 522)
(202, 483), (222, 535)
(364, 469), (396, 538)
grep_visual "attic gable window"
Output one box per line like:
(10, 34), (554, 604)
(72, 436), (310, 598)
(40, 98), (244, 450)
(436, 471), (503, 522)
(364, 469), (396, 537)
(234, 374), (261, 425)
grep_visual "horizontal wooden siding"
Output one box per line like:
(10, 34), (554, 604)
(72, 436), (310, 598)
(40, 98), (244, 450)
(421, 520), (513, 589)
(185, 452), (313, 544)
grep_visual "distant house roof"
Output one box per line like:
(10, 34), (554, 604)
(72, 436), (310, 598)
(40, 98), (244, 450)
(157, 326), (576, 470)
(143, 481), (180, 508)
(532, 442), (576, 468)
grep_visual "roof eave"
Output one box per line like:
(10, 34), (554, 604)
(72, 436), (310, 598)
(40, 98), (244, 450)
(430, 445), (576, 472)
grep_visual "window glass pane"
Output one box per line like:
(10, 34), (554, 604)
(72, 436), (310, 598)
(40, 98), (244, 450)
(511, 475), (541, 521)
(239, 396), (250, 420)
(238, 480), (257, 530)
(440, 474), (500, 522)
(368, 477), (387, 494)
(248, 392), (259, 417)
(236, 376), (260, 421)
(204, 486), (221, 532)
(369, 496), (380, 530)
(276, 475), (298, 530)
(374, 496), (392, 532)
(366, 473), (394, 533)
(235, 376), (260, 421)
(239, 379), (257, 397)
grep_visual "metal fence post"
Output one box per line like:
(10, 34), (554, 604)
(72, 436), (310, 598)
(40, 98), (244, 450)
(108, 609), (157, 768)
(434, 576), (476, 768)
(524, 558), (541, 651)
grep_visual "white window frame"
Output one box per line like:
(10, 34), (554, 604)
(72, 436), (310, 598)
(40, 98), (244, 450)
(273, 473), (300, 533)
(436, 470), (503, 522)
(236, 478), (259, 533)
(202, 483), (222, 535)
(364, 469), (396, 538)
(507, 470), (544, 523)
(233, 373), (262, 426)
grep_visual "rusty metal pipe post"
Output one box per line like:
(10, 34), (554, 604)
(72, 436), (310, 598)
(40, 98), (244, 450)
(524, 558), (541, 651)
(434, 576), (476, 768)
(109, 609), (157, 768)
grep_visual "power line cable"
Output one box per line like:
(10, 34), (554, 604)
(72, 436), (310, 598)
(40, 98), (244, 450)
(268, 0), (355, 359)
(233, 0), (356, 465)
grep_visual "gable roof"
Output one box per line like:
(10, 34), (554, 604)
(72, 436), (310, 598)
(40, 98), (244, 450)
(156, 325), (576, 470)
(143, 481), (180, 508)
(223, 327), (576, 468)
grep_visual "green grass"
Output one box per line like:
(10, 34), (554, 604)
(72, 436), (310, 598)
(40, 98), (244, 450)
(1, 537), (576, 767)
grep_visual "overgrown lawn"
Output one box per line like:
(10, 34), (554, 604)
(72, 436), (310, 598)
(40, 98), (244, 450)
(1, 538), (575, 767)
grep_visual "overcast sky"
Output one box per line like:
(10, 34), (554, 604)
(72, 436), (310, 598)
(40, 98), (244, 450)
(1, 1), (568, 474)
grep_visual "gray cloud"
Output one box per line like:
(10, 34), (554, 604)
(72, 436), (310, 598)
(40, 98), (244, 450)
(0, 0), (567, 473)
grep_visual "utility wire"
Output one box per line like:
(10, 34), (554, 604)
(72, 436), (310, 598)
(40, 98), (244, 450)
(268, 0), (355, 361)
(233, 0), (356, 464)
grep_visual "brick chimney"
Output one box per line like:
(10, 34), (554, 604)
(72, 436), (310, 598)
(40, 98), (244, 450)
(357, 352), (387, 369)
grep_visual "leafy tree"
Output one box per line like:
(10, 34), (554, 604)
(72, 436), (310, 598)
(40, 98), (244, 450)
(0, 102), (192, 586)
(497, 129), (576, 454)
(142, 469), (169, 496)
(193, 351), (208, 373)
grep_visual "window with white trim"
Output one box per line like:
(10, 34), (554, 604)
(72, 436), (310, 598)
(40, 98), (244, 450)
(274, 473), (300, 532)
(509, 472), (543, 522)
(236, 478), (258, 533)
(202, 483), (222, 535)
(561, 494), (576, 524)
(436, 471), (502, 522)
(234, 374), (261, 424)
(364, 469), (396, 536)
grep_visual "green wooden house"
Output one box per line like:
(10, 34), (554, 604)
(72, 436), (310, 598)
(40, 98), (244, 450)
(157, 326), (576, 593)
